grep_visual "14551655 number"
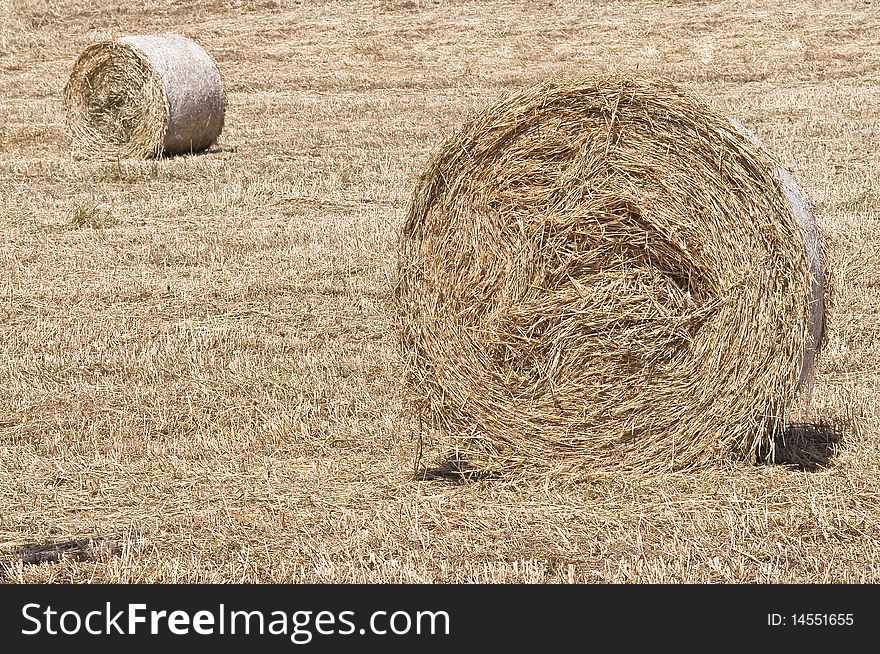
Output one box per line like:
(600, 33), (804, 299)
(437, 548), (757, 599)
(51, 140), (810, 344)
(768, 613), (853, 627)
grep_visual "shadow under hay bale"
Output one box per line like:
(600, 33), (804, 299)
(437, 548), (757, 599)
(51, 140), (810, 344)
(415, 451), (499, 483)
(394, 76), (827, 475)
(63, 34), (225, 159)
(759, 421), (844, 471)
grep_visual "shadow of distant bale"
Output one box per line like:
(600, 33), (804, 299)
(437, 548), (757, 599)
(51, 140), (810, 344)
(759, 421), (844, 471)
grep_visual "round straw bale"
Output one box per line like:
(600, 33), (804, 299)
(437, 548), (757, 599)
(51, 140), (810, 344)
(63, 34), (225, 159)
(394, 77), (825, 473)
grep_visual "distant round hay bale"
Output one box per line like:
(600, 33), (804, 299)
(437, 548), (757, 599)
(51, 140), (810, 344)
(63, 34), (225, 159)
(394, 77), (825, 474)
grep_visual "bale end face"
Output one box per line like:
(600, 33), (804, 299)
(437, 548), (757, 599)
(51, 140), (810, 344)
(394, 77), (824, 474)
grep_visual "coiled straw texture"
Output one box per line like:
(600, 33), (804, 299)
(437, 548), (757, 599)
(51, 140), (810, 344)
(395, 77), (824, 474)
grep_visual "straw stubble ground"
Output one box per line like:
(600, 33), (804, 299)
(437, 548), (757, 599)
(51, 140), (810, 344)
(1, 0), (879, 582)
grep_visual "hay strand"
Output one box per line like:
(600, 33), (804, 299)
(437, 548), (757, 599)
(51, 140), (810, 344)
(63, 34), (225, 159)
(394, 77), (825, 474)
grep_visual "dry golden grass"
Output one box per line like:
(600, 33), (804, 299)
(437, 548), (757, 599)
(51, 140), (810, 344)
(1, 0), (879, 582)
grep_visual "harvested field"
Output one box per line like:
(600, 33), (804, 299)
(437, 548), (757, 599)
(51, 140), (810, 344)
(1, 0), (879, 583)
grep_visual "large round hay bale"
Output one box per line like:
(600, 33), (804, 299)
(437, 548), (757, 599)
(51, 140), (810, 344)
(394, 77), (825, 474)
(63, 34), (225, 159)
